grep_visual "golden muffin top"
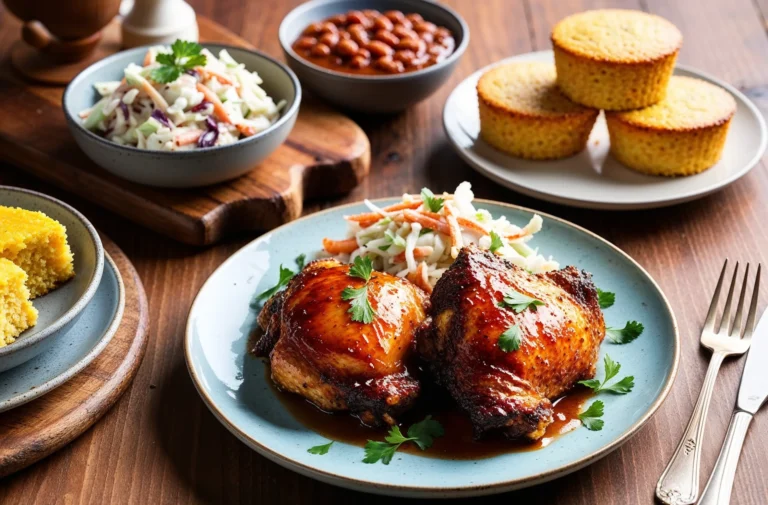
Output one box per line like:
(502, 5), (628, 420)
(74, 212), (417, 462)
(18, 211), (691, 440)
(551, 9), (682, 63)
(0, 206), (67, 248)
(477, 62), (595, 117)
(609, 76), (736, 130)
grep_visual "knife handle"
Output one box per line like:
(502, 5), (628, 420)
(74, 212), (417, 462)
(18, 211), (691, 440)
(698, 410), (753, 505)
(656, 351), (725, 505)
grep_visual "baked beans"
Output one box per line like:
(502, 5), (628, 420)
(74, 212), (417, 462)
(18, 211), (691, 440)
(292, 9), (455, 75)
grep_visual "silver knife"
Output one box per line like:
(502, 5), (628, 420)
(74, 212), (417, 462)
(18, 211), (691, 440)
(698, 304), (768, 505)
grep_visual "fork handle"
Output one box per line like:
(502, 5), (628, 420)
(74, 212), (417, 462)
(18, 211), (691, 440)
(656, 351), (726, 505)
(697, 410), (753, 505)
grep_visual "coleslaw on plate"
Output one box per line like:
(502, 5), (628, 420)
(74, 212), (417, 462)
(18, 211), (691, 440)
(322, 182), (558, 292)
(79, 45), (284, 151)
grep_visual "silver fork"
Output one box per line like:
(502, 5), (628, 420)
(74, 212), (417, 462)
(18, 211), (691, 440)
(656, 260), (760, 505)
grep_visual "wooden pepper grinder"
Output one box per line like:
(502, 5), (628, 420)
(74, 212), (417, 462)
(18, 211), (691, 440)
(121, 0), (199, 48)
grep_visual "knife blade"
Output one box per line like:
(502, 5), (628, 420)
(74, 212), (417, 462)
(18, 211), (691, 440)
(737, 307), (768, 414)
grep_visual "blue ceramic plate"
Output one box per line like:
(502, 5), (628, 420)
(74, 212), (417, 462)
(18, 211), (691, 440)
(185, 200), (679, 498)
(0, 253), (124, 413)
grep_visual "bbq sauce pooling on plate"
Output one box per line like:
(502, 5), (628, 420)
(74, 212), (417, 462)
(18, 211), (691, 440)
(260, 361), (592, 459)
(292, 9), (456, 75)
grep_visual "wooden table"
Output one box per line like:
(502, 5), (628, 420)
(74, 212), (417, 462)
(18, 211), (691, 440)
(1, 0), (767, 503)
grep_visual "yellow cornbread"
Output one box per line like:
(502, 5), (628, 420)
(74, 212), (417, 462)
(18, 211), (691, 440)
(605, 76), (736, 176)
(0, 206), (75, 298)
(0, 258), (38, 346)
(477, 62), (599, 160)
(551, 10), (682, 111)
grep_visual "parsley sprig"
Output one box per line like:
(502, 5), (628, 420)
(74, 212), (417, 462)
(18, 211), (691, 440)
(363, 416), (444, 464)
(489, 231), (504, 254)
(498, 324), (523, 352)
(499, 289), (544, 313)
(596, 288), (615, 309)
(578, 400), (605, 431)
(343, 256), (377, 323)
(254, 254), (306, 304)
(606, 321), (644, 344)
(578, 355), (634, 395)
(150, 40), (207, 83)
(307, 441), (334, 455)
(421, 188), (444, 213)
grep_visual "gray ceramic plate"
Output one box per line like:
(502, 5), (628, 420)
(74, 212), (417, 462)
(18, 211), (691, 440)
(0, 187), (104, 373)
(186, 198), (679, 498)
(0, 252), (123, 413)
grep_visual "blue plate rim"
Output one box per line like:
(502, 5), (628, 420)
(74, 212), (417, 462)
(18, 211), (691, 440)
(184, 198), (680, 496)
(0, 252), (125, 413)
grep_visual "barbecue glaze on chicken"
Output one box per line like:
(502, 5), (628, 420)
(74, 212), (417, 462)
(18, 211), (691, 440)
(255, 258), (428, 426)
(417, 246), (605, 440)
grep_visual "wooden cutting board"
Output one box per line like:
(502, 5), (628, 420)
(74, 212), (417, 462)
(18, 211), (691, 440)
(0, 236), (149, 478)
(0, 17), (370, 245)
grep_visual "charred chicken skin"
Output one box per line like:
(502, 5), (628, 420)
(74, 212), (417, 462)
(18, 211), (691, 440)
(255, 258), (428, 426)
(417, 245), (605, 441)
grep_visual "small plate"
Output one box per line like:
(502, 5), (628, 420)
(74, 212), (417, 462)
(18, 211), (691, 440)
(0, 252), (123, 413)
(443, 51), (768, 210)
(185, 199), (679, 498)
(0, 187), (104, 373)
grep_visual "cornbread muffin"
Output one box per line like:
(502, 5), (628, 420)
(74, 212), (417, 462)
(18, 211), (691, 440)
(552, 10), (682, 110)
(606, 76), (736, 176)
(0, 206), (75, 298)
(477, 62), (599, 159)
(0, 258), (38, 346)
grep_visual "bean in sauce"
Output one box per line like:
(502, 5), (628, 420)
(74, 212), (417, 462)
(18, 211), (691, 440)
(292, 9), (456, 75)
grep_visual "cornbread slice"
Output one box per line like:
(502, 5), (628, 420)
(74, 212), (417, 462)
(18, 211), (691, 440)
(0, 258), (38, 346)
(0, 206), (75, 298)
(605, 76), (736, 176)
(552, 9), (682, 111)
(477, 62), (599, 160)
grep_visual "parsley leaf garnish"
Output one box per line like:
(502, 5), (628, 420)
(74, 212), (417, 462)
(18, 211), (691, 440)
(419, 228), (433, 237)
(420, 188), (445, 213)
(597, 288), (615, 309)
(579, 400), (605, 431)
(499, 289), (544, 313)
(606, 321), (644, 344)
(295, 254), (306, 271)
(255, 265), (295, 303)
(578, 354), (634, 395)
(307, 441), (334, 455)
(379, 230), (406, 251)
(489, 231), (504, 254)
(149, 40), (207, 83)
(341, 285), (376, 323)
(498, 324), (523, 352)
(348, 255), (374, 282)
(363, 416), (444, 465)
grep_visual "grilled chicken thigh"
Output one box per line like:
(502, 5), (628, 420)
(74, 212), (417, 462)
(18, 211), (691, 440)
(255, 258), (428, 426)
(417, 246), (605, 440)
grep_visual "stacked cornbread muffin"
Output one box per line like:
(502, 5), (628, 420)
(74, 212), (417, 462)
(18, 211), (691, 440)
(0, 206), (75, 346)
(477, 9), (735, 176)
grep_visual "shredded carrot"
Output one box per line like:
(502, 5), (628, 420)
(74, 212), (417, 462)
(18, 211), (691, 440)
(197, 67), (237, 86)
(175, 129), (203, 146)
(402, 210), (450, 235)
(393, 246), (432, 264)
(345, 201), (423, 228)
(78, 111), (89, 119)
(143, 50), (153, 67)
(457, 217), (489, 235)
(443, 203), (463, 258)
(506, 231), (527, 241)
(322, 237), (359, 254)
(139, 78), (169, 112)
(196, 82), (232, 123)
(406, 263), (433, 293)
(236, 124), (258, 137)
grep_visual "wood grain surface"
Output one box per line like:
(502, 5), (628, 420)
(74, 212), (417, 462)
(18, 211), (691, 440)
(1, 0), (768, 503)
(0, 238), (149, 478)
(0, 16), (370, 246)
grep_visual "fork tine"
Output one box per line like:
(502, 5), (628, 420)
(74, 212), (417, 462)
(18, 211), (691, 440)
(716, 262), (739, 333)
(704, 259), (729, 332)
(742, 264), (761, 339)
(728, 264), (750, 336)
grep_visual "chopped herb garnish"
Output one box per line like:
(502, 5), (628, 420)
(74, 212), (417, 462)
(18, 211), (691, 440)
(363, 416), (444, 465)
(579, 400), (605, 431)
(578, 354), (634, 395)
(499, 289), (544, 313)
(295, 254), (307, 271)
(421, 188), (445, 213)
(419, 228), (433, 237)
(379, 230), (407, 251)
(255, 265), (295, 303)
(150, 40), (207, 83)
(341, 285), (376, 323)
(489, 231), (504, 254)
(606, 321), (644, 344)
(597, 288), (615, 309)
(498, 324), (523, 352)
(348, 255), (374, 282)
(307, 441), (334, 455)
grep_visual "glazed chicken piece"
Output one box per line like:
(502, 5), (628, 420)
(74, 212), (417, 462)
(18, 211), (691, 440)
(255, 258), (428, 426)
(417, 245), (605, 441)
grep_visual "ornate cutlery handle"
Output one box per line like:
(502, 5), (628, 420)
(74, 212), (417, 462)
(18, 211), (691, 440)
(698, 410), (753, 505)
(656, 352), (726, 505)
